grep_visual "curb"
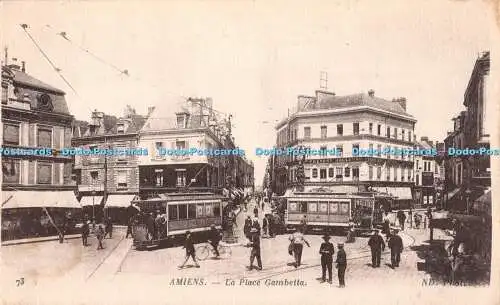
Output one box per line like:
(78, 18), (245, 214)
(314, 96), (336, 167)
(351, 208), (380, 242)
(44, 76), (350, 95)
(1, 234), (81, 246)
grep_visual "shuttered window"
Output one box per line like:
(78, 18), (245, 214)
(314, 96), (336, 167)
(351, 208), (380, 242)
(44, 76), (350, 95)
(3, 123), (20, 145)
(37, 162), (52, 184)
(37, 127), (52, 147)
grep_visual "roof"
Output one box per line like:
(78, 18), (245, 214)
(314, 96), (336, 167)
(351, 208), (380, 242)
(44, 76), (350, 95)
(312, 93), (413, 117)
(12, 69), (65, 94)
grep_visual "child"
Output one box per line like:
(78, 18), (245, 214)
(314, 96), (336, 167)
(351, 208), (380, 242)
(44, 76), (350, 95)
(178, 231), (200, 269)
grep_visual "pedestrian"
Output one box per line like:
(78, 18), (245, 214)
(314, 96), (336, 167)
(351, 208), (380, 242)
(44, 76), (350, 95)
(96, 225), (105, 250)
(336, 243), (347, 288)
(252, 217), (261, 235)
(346, 225), (356, 243)
(262, 215), (269, 237)
(388, 229), (404, 268)
(146, 213), (155, 240)
(244, 215), (252, 240)
(105, 217), (113, 239)
(253, 206), (258, 218)
(246, 227), (262, 270)
(208, 224), (222, 258)
(397, 210), (406, 230)
(178, 231), (200, 269)
(368, 230), (385, 268)
(382, 212), (390, 236)
(300, 215), (308, 233)
(319, 234), (334, 284)
(414, 213), (422, 229)
(289, 228), (310, 268)
(408, 208), (413, 229)
(126, 217), (133, 239)
(82, 220), (90, 246)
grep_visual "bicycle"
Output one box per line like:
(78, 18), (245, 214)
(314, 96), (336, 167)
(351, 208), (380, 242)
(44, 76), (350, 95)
(196, 242), (232, 261)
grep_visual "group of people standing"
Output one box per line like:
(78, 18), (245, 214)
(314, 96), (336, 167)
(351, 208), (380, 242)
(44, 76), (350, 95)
(368, 229), (404, 269)
(80, 217), (114, 250)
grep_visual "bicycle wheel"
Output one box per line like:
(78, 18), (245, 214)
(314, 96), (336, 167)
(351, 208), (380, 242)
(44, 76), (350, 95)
(196, 245), (209, 261)
(218, 245), (232, 259)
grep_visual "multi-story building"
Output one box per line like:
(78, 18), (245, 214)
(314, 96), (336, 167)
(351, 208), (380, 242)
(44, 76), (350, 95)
(137, 97), (252, 199)
(72, 107), (148, 223)
(1, 61), (79, 241)
(413, 137), (445, 208)
(274, 89), (417, 207)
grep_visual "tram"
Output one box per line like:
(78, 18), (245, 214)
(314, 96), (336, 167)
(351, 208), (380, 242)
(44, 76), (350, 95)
(131, 192), (224, 250)
(283, 192), (378, 234)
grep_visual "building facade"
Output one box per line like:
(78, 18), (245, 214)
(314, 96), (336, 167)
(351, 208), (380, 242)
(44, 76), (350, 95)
(1, 62), (79, 241)
(413, 137), (445, 208)
(137, 97), (253, 199)
(72, 107), (147, 223)
(273, 89), (417, 207)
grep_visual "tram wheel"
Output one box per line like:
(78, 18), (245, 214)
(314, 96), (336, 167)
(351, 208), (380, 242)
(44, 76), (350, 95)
(196, 245), (209, 261)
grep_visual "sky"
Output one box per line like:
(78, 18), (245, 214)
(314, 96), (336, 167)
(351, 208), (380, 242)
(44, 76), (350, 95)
(1, 0), (497, 186)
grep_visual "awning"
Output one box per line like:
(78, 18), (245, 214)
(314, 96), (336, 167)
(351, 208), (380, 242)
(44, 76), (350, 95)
(2, 191), (81, 209)
(390, 187), (413, 200)
(473, 190), (491, 215)
(79, 196), (103, 207)
(304, 185), (359, 193)
(105, 194), (136, 208)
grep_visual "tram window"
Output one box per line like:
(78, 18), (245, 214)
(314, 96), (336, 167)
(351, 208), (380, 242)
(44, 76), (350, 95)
(340, 202), (349, 214)
(213, 202), (221, 217)
(178, 204), (188, 220)
(300, 202), (308, 213)
(329, 202), (339, 214)
(289, 202), (297, 211)
(197, 204), (205, 217)
(205, 204), (213, 217)
(168, 205), (178, 220)
(319, 203), (328, 213)
(308, 202), (318, 212)
(188, 204), (197, 219)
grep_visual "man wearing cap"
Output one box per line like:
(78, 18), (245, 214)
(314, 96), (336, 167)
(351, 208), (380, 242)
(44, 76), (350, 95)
(368, 230), (385, 268)
(208, 224), (222, 258)
(319, 234), (335, 283)
(335, 243), (347, 288)
(388, 229), (404, 268)
(289, 228), (310, 268)
(246, 227), (262, 270)
(244, 215), (252, 240)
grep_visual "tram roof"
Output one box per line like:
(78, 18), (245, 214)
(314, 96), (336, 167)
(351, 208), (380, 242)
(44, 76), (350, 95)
(285, 192), (376, 199)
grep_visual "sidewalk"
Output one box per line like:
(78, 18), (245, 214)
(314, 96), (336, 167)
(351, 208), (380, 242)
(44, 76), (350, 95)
(1, 234), (81, 246)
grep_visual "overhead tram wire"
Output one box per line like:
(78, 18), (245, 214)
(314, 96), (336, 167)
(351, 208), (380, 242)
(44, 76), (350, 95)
(19, 24), (80, 97)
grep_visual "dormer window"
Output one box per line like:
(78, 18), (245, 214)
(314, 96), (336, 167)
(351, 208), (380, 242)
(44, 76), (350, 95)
(176, 113), (188, 129)
(117, 123), (125, 134)
(37, 93), (53, 111)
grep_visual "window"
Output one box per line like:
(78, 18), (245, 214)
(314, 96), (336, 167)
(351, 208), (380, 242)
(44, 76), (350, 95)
(155, 169), (164, 187)
(176, 114), (186, 129)
(213, 202), (221, 217)
(369, 143), (373, 151)
(116, 170), (128, 188)
(115, 144), (127, 162)
(386, 167), (391, 180)
(2, 159), (20, 183)
(336, 145), (343, 157)
(312, 168), (318, 178)
(353, 123), (359, 135)
(416, 174), (420, 185)
(402, 130), (405, 141)
(409, 131), (412, 142)
(377, 167), (382, 180)
(435, 163), (438, 174)
(117, 123), (125, 134)
(387, 146), (391, 159)
(339, 167), (346, 177)
(408, 170), (411, 182)
(178, 204), (188, 220)
(197, 203), (205, 217)
(386, 127), (390, 138)
(369, 123), (373, 134)
(394, 167), (398, 181)
(3, 122), (20, 145)
(401, 169), (405, 181)
(328, 168), (334, 178)
(394, 128), (397, 139)
(305, 169), (310, 180)
(416, 160), (420, 170)
(377, 144), (382, 156)
(300, 202), (308, 213)
(352, 167), (359, 178)
(155, 142), (163, 150)
(320, 126), (327, 139)
(90, 171), (99, 181)
(337, 124), (343, 136)
(37, 126), (52, 147)
(176, 170), (186, 187)
(352, 144), (359, 155)
(320, 146), (327, 156)
(37, 162), (52, 184)
(320, 168), (327, 179)
(377, 124), (381, 136)
(368, 166), (373, 180)
(304, 127), (311, 139)
(168, 205), (178, 220)
(188, 204), (197, 219)
(176, 141), (187, 150)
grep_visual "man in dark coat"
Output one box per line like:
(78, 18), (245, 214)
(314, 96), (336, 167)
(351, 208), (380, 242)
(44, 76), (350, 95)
(368, 230), (385, 267)
(247, 227), (262, 270)
(126, 217), (133, 239)
(244, 216), (252, 240)
(208, 224), (222, 258)
(146, 213), (155, 240)
(178, 231), (200, 268)
(104, 217), (113, 239)
(388, 229), (404, 268)
(81, 220), (90, 246)
(319, 234), (334, 283)
(396, 210), (406, 230)
(336, 243), (347, 288)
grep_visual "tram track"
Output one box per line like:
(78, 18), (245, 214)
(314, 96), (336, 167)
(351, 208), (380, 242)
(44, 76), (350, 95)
(247, 231), (417, 281)
(85, 234), (128, 281)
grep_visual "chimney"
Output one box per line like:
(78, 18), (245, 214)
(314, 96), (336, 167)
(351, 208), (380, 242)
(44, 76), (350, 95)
(21, 61), (26, 72)
(392, 97), (407, 111)
(297, 95), (316, 111)
(147, 106), (156, 116)
(91, 110), (104, 126)
(420, 136), (429, 143)
(368, 89), (375, 97)
(315, 90), (335, 102)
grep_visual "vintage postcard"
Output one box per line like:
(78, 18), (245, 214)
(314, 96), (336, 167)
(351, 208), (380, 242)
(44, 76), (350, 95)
(1, 1), (499, 304)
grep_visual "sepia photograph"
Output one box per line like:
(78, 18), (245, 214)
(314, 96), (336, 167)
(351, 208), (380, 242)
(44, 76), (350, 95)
(1, 1), (499, 304)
